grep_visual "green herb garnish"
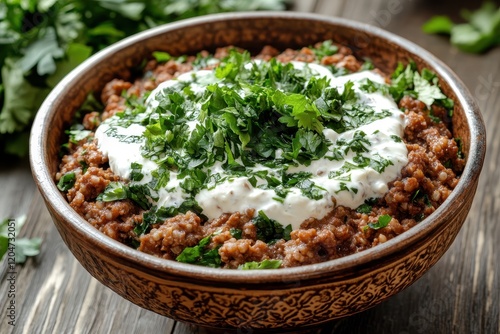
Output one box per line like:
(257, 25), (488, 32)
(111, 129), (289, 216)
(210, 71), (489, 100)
(130, 162), (144, 182)
(387, 62), (448, 109)
(96, 182), (128, 202)
(0, 216), (42, 264)
(364, 214), (392, 231)
(176, 235), (221, 268)
(310, 40), (339, 59)
(422, 2), (500, 54)
(230, 228), (242, 239)
(67, 129), (91, 144)
(238, 259), (282, 270)
(356, 203), (373, 214)
(253, 210), (291, 244)
(57, 172), (76, 191)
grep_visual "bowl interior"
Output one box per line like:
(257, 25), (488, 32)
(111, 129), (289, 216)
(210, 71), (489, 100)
(31, 12), (485, 284)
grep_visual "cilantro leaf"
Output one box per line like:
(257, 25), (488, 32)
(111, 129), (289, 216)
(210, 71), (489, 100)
(0, 58), (50, 134)
(19, 27), (65, 76)
(127, 184), (153, 210)
(310, 40), (338, 59)
(139, 199), (206, 235)
(238, 259), (282, 270)
(253, 210), (291, 244)
(389, 63), (448, 109)
(422, 15), (454, 34)
(0, 216), (42, 264)
(273, 91), (323, 133)
(230, 228), (242, 239)
(46, 43), (92, 88)
(96, 182), (128, 202)
(450, 23), (496, 54)
(152, 51), (171, 63)
(67, 129), (91, 144)
(130, 162), (144, 182)
(356, 203), (372, 214)
(413, 72), (446, 108)
(422, 2), (500, 53)
(57, 172), (76, 191)
(176, 235), (221, 268)
(365, 214), (392, 231)
(12, 237), (42, 264)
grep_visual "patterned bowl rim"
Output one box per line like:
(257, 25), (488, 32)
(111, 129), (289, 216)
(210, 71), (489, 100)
(30, 11), (486, 284)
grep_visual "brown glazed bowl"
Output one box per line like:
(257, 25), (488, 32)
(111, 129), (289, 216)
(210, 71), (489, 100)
(30, 12), (486, 332)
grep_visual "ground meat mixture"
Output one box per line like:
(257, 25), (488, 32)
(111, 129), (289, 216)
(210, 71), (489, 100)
(57, 42), (465, 268)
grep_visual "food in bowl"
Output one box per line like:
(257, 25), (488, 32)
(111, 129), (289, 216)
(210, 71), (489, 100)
(56, 41), (465, 269)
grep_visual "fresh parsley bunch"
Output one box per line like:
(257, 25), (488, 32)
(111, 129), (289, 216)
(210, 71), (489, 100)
(0, 0), (289, 157)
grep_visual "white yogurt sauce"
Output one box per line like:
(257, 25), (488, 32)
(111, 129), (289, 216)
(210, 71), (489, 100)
(95, 61), (408, 230)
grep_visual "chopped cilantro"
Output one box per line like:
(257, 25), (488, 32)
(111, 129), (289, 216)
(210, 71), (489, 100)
(67, 129), (91, 144)
(96, 182), (128, 202)
(360, 60), (375, 71)
(152, 51), (171, 63)
(413, 72), (446, 108)
(411, 189), (421, 202)
(412, 189), (432, 207)
(230, 228), (242, 239)
(310, 40), (338, 59)
(176, 235), (221, 268)
(133, 221), (149, 237)
(428, 112), (442, 123)
(389, 62), (448, 109)
(364, 214), (392, 231)
(57, 172), (76, 191)
(139, 199), (206, 235)
(127, 184), (152, 210)
(356, 203), (373, 214)
(79, 160), (89, 173)
(238, 259), (282, 270)
(253, 210), (291, 244)
(368, 154), (394, 173)
(130, 162), (144, 182)
(359, 78), (389, 95)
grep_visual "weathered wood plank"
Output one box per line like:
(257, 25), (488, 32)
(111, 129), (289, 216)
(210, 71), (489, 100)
(313, 0), (348, 17)
(1, 0), (499, 333)
(0, 158), (36, 219)
(291, 0), (318, 13)
(0, 193), (176, 334)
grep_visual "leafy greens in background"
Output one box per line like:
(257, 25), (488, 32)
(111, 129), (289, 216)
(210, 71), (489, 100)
(422, 2), (500, 53)
(0, 216), (42, 263)
(0, 0), (289, 157)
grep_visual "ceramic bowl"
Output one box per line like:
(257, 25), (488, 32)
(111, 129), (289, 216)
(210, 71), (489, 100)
(30, 12), (486, 332)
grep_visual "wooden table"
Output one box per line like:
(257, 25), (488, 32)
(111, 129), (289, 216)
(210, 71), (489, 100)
(1, 0), (499, 333)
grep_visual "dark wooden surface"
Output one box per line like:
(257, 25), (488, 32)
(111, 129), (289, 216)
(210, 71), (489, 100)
(1, 0), (499, 333)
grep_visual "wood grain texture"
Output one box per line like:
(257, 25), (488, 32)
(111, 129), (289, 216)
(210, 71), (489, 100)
(291, 0), (317, 13)
(0, 193), (176, 334)
(0, 159), (36, 219)
(1, 0), (498, 333)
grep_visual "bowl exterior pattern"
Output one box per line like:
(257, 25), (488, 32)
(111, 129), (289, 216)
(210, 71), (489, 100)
(31, 13), (485, 331)
(45, 188), (474, 329)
